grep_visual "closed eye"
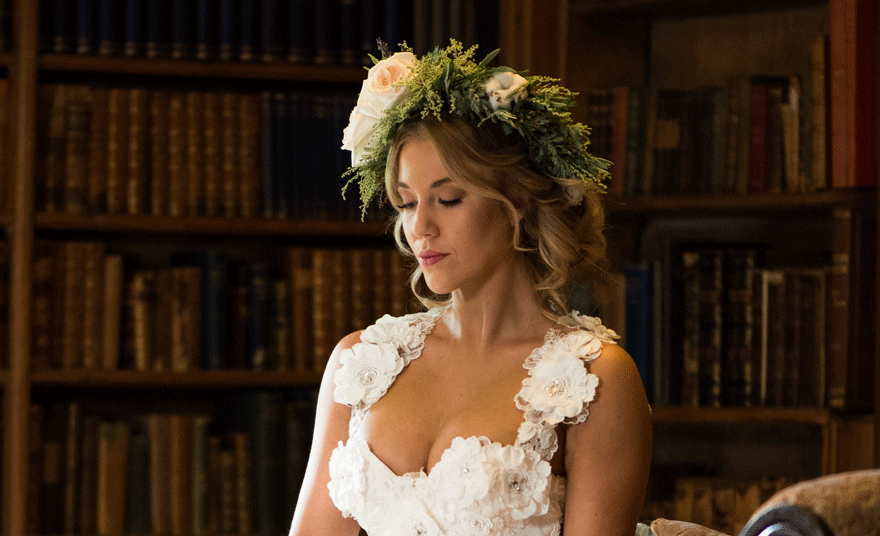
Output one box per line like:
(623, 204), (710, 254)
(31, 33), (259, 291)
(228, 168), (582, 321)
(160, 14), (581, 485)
(394, 198), (462, 211)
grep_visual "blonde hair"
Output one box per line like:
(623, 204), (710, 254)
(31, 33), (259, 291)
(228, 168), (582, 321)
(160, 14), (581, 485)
(385, 116), (608, 320)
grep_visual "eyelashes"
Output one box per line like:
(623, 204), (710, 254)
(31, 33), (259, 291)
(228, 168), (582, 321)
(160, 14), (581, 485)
(395, 198), (463, 211)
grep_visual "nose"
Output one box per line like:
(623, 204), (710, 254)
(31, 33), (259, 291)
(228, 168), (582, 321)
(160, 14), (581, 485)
(410, 202), (438, 238)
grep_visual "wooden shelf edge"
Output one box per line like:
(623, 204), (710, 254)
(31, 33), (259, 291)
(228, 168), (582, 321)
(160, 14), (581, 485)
(570, 0), (827, 17)
(651, 405), (831, 425)
(606, 188), (876, 218)
(39, 54), (367, 83)
(32, 369), (323, 388)
(34, 213), (392, 237)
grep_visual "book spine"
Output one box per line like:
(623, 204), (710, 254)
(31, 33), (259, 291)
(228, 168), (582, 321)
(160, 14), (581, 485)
(98, 0), (121, 55)
(28, 405), (44, 535)
(44, 84), (68, 213)
(762, 270), (786, 407)
(79, 415), (100, 536)
(722, 249), (757, 407)
(150, 91), (171, 216)
(88, 87), (109, 214)
(106, 88), (129, 215)
(63, 402), (81, 535)
(102, 254), (124, 370)
(125, 432), (153, 535)
(288, 0), (311, 63)
(170, 0), (193, 59)
(146, 0), (169, 58)
(196, 0), (215, 60)
(747, 82), (770, 194)
(97, 421), (132, 536)
(31, 241), (57, 371)
(81, 242), (106, 370)
(152, 268), (173, 372)
(124, 0), (144, 57)
(680, 251), (701, 406)
(313, 0), (335, 65)
(64, 91), (90, 215)
(238, 93), (261, 218)
(218, 0), (236, 61)
(192, 416), (211, 536)
(340, 0), (357, 65)
(221, 92), (241, 217)
(202, 92), (222, 217)
(271, 279), (291, 370)
(248, 263), (269, 370)
(252, 393), (285, 536)
(62, 242), (87, 370)
(167, 92), (187, 217)
(625, 261), (654, 404)
(796, 269), (827, 407)
(781, 270), (802, 407)
(261, 0), (281, 61)
(127, 88), (149, 215)
(169, 415), (194, 536)
(239, 0), (257, 61)
(186, 91), (205, 216)
(231, 431), (252, 535)
(52, 0), (71, 53)
(129, 270), (156, 372)
(331, 250), (352, 345)
(147, 414), (171, 535)
(289, 248), (314, 372)
(697, 249), (723, 407)
(75, 0), (97, 54)
(260, 91), (275, 218)
(311, 250), (332, 373)
(202, 251), (228, 371)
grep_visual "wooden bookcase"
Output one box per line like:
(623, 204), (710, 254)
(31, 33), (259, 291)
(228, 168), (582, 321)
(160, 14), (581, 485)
(1, 0), (877, 535)
(500, 0), (878, 529)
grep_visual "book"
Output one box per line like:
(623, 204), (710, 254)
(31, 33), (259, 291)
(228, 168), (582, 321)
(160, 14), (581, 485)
(147, 414), (172, 535)
(88, 87), (109, 214)
(123, 0), (145, 56)
(288, 0), (311, 63)
(102, 254), (124, 370)
(261, 0), (283, 62)
(271, 279), (291, 370)
(722, 249), (757, 406)
(311, 250), (333, 372)
(202, 92), (222, 216)
(781, 270), (801, 407)
(238, 93), (261, 218)
(251, 392), (285, 536)
(64, 88), (90, 214)
(680, 250), (701, 407)
(106, 87), (129, 215)
(196, 0), (216, 60)
(248, 262), (269, 370)
(150, 91), (171, 216)
(221, 92), (240, 217)
(186, 91), (205, 216)
(168, 92), (187, 217)
(170, 0), (193, 59)
(81, 242), (106, 370)
(289, 248), (314, 372)
(97, 420), (131, 536)
(625, 261), (654, 403)
(238, 0), (257, 61)
(760, 270), (786, 407)
(829, 0), (878, 187)
(44, 84), (68, 213)
(31, 241), (59, 371)
(146, 0), (170, 57)
(61, 242), (88, 370)
(827, 206), (877, 410)
(796, 269), (827, 407)
(63, 402), (82, 535)
(125, 432), (152, 535)
(169, 414), (195, 536)
(98, 0), (122, 55)
(79, 415), (100, 536)
(171, 267), (201, 372)
(697, 249), (723, 407)
(127, 87), (148, 215)
(128, 269), (157, 372)
(217, 0), (236, 61)
(192, 416), (211, 535)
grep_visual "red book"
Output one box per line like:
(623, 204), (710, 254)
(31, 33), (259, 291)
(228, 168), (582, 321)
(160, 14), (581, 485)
(829, 0), (878, 188)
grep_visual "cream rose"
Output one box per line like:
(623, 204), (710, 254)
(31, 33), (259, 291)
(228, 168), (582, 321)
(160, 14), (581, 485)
(485, 71), (529, 110)
(341, 52), (417, 165)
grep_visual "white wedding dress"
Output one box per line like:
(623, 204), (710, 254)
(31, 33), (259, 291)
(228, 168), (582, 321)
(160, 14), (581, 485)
(326, 307), (619, 536)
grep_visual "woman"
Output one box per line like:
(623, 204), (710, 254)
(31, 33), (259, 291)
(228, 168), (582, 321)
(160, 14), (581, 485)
(289, 42), (652, 536)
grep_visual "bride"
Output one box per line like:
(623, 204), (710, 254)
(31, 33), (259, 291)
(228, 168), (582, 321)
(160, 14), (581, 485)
(288, 42), (652, 536)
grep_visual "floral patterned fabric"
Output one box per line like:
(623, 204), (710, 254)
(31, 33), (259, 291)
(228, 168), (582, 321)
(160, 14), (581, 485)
(328, 307), (618, 536)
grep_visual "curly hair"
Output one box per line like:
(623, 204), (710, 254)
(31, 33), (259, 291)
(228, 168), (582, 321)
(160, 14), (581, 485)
(384, 115), (609, 320)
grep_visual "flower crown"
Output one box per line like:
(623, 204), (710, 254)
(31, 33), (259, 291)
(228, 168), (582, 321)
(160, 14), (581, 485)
(341, 41), (611, 218)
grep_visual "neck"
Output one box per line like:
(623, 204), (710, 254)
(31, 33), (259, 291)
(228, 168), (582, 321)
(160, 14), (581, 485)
(439, 256), (556, 355)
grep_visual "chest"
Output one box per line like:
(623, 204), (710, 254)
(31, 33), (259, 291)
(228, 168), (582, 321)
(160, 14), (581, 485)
(358, 340), (537, 476)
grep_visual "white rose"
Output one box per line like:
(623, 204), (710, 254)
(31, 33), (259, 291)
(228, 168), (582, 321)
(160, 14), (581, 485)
(341, 52), (417, 165)
(485, 71), (529, 110)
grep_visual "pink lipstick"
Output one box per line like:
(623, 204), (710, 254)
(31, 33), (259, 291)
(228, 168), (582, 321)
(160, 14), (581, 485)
(418, 250), (448, 266)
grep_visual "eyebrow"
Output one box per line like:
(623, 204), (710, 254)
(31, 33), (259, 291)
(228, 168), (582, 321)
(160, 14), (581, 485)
(397, 177), (453, 190)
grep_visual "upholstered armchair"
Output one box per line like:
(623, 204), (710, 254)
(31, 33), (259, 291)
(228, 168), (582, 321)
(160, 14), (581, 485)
(642, 469), (880, 536)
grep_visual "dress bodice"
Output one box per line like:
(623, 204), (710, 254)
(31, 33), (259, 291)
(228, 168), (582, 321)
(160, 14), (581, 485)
(326, 307), (619, 536)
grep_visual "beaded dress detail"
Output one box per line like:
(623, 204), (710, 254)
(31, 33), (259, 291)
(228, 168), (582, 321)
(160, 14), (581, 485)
(327, 308), (618, 536)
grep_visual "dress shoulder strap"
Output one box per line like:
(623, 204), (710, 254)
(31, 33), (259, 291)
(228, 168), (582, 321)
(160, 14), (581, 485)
(514, 312), (619, 459)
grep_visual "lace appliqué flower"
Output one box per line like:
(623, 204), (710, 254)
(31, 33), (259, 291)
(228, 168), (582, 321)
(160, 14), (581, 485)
(387, 496), (443, 536)
(327, 439), (368, 517)
(557, 310), (621, 343)
(483, 443), (552, 522)
(334, 341), (404, 406)
(518, 352), (599, 425)
(362, 314), (425, 353)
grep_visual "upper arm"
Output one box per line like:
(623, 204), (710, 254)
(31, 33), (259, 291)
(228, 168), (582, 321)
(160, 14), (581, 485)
(562, 343), (653, 536)
(288, 332), (364, 536)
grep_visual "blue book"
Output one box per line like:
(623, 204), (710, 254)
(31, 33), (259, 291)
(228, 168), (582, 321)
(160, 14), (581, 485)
(238, 0), (257, 61)
(248, 263), (269, 370)
(626, 261), (655, 404)
(313, 0), (336, 64)
(98, 0), (121, 56)
(260, 91), (275, 218)
(196, 0), (215, 60)
(146, 0), (170, 58)
(75, 0), (97, 54)
(383, 0), (412, 50)
(340, 0), (357, 65)
(218, 0), (237, 61)
(287, 0), (311, 63)
(52, 0), (72, 53)
(261, 0), (282, 61)
(170, 0), (193, 59)
(123, 0), (144, 57)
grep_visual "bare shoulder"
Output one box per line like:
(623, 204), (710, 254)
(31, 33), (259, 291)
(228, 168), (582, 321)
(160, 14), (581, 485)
(590, 342), (650, 410)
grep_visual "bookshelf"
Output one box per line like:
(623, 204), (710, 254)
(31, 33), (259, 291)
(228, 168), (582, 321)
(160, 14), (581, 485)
(3, 0), (469, 535)
(502, 0), (879, 530)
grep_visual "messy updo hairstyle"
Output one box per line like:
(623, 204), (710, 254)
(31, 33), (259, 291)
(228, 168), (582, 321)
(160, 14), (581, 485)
(385, 115), (609, 321)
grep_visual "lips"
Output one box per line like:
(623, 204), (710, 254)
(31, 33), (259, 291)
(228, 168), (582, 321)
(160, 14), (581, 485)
(418, 250), (448, 266)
